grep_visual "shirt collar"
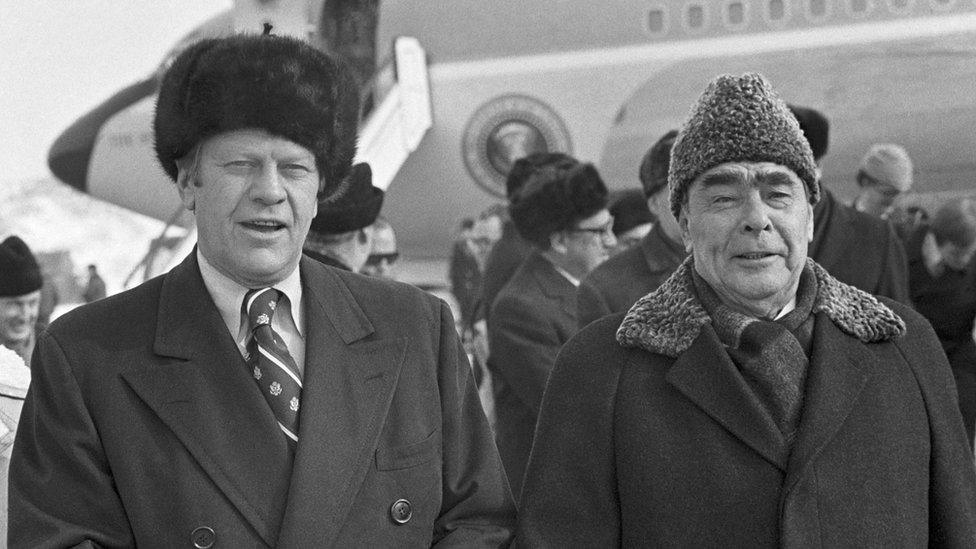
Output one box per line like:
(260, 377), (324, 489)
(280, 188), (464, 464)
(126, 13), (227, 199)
(196, 249), (305, 338)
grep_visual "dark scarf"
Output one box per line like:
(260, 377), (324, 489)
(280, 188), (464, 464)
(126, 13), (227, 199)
(692, 263), (818, 444)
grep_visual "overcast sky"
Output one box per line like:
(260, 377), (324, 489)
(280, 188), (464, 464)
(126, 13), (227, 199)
(0, 1), (230, 183)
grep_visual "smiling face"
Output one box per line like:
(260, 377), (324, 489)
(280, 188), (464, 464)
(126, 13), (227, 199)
(178, 129), (322, 288)
(0, 291), (40, 347)
(679, 162), (813, 318)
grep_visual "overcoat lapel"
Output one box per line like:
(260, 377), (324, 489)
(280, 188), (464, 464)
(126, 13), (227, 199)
(529, 254), (576, 319)
(666, 328), (789, 470)
(276, 257), (405, 547)
(121, 253), (292, 546)
(782, 313), (874, 494)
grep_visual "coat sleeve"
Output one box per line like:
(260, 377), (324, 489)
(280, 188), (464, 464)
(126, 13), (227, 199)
(894, 308), (976, 546)
(9, 330), (135, 548)
(878, 223), (912, 306)
(514, 321), (622, 548)
(488, 294), (562, 416)
(576, 278), (611, 331)
(433, 300), (517, 547)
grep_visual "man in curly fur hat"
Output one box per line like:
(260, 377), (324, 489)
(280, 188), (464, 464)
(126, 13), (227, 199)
(10, 32), (515, 547)
(488, 156), (615, 497)
(516, 73), (976, 547)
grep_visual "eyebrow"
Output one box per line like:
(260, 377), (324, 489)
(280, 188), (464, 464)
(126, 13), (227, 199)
(697, 171), (742, 188)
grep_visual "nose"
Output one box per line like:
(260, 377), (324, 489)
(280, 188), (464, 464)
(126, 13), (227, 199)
(741, 192), (772, 233)
(602, 229), (617, 249)
(250, 165), (287, 204)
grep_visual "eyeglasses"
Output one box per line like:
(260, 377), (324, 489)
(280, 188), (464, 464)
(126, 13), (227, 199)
(365, 252), (399, 267)
(568, 217), (615, 237)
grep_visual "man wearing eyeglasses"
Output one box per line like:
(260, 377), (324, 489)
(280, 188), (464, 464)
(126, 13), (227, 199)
(361, 217), (399, 279)
(487, 157), (614, 497)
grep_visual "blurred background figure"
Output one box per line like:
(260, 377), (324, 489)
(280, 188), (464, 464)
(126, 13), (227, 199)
(81, 264), (106, 303)
(303, 163), (384, 273)
(853, 143), (914, 219)
(489, 158), (613, 496)
(607, 188), (654, 254)
(0, 236), (38, 543)
(0, 236), (44, 364)
(361, 217), (399, 280)
(449, 217), (483, 332)
(791, 105), (911, 304)
(906, 198), (976, 445)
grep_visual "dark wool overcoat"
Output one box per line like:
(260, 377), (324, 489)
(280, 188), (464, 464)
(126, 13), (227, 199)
(487, 252), (576, 497)
(516, 259), (976, 547)
(10, 253), (515, 548)
(577, 223), (686, 330)
(809, 189), (911, 304)
(481, 221), (533, 323)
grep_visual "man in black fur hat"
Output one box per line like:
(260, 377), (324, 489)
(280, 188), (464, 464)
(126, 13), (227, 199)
(303, 163), (383, 273)
(488, 156), (614, 497)
(11, 32), (515, 547)
(516, 73), (976, 546)
(0, 236), (43, 364)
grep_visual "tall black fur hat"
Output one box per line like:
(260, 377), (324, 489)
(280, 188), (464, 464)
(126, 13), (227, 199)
(669, 73), (818, 219)
(0, 236), (42, 297)
(154, 32), (360, 196)
(505, 152), (576, 199)
(509, 161), (609, 249)
(638, 129), (678, 198)
(309, 163), (383, 235)
(788, 104), (829, 161)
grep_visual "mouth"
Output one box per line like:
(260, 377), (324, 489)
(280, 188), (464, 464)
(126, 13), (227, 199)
(735, 251), (779, 260)
(240, 220), (286, 233)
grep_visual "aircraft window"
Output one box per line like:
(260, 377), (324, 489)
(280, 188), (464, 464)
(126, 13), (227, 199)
(725, 1), (748, 27)
(686, 3), (707, 31)
(807, 0), (829, 18)
(886, 0), (913, 12)
(646, 7), (669, 34)
(847, 0), (872, 14)
(766, 0), (788, 23)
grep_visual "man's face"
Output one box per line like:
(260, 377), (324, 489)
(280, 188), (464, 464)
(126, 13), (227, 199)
(938, 240), (976, 271)
(178, 129), (321, 287)
(856, 184), (900, 217)
(559, 208), (616, 277)
(0, 291), (41, 346)
(362, 225), (398, 279)
(613, 222), (652, 254)
(680, 162), (813, 318)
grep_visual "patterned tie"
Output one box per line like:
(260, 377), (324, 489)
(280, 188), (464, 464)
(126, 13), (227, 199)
(244, 288), (302, 448)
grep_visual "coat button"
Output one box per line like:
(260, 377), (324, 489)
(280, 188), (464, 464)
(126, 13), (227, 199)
(390, 498), (412, 524)
(191, 526), (215, 548)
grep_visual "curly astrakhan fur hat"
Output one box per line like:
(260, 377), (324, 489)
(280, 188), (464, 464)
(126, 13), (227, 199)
(669, 73), (818, 219)
(788, 104), (829, 161)
(154, 32), (360, 196)
(509, 161), (609, 249)
(638, 129), (678, 199)
(309, 163), (383, 235)
(0, 236), (42, 297)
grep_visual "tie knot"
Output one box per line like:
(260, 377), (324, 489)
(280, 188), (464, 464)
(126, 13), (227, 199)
(245, 288), (282, 330)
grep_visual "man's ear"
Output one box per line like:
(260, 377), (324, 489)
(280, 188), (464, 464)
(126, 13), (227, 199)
(176, 169), (196, 212)
(678, 207), (693, 253)
(549, 231), (568, 254)
(806, 202), (814, 242)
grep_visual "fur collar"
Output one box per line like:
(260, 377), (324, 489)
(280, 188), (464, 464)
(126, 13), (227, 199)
(616, 257), (906, 357)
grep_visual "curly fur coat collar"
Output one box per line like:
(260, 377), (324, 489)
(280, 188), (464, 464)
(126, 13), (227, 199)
(616, 257), (906, 358)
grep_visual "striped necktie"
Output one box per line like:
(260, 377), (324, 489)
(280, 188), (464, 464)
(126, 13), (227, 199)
(244, 288), (302, 448)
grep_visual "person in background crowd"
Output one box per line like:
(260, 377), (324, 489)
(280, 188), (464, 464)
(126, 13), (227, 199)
(481, 153), (571, 322)
(303, 163), (383, 273)
(853, 143), (914, 219)
(607, 188), (654, 254)
(790, 105), (911, 304)
(489, 157), (614, 497)
(36, 268), (59, 330)
(10, 32), (515, 547)
(516, 73), (976, 547)
(577, 130), (686, 329)
(0, 236), (39, 544)
(0, 236), (43, 364)
(907, 198), (976, 446)
(360, 217), (398, 279)
(82, 264), (107, 303)
(450, 217), (484, 329)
